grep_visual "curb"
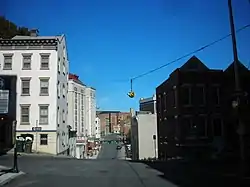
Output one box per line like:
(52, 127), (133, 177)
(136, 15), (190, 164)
(0, 171), (25, 186)
(7, 152), (75, 159)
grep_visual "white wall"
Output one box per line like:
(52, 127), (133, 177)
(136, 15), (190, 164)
(56, 36), (69, 154)
(131, 113), (158, 160)
(95, 117), (101, 139)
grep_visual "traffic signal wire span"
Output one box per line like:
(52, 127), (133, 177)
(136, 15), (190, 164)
(131, 24), (250, 81)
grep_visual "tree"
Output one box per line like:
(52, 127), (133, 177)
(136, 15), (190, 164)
(0, 16), (31, 39)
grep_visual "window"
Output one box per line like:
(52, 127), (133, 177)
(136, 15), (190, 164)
(62, 84), (66, 97)
(57, 107), (60, 125)
(22, 54), (32, 70)
(196, 116), (207, 137)
(21, 78), (31, 95)
(20, 105), (30, 124)
(62, 109), (65, 123)
(40, 78), (49, 95)
(163, 92), (167, 111)
(211, 86), (220, 105)
(173, 89), (176, 107)
(196, 85), (205, 105)
(181, 85), (191, 105)
(63, 61), (66, 75)
(57, 81), (60, 98)
(182, 118), (193, 137)
(213, 118), (222, 136)
(40, 134), (48, 145)
(157, 94), (162, 114)
(40, 54), (50, 69)
(58, 57), (61, 74)
(3, 54), (13, 70)
(39, 105), (49, 124)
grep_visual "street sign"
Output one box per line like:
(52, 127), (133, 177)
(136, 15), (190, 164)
(32, 127), (42, 131)
(0, 90), (9, 114)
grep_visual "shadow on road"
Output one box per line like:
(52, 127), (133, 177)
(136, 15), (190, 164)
(129, 159), (250, 187)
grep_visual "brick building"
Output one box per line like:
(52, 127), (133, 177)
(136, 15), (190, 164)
(156, 56), (250, 160)
(97, 111), (131, 136)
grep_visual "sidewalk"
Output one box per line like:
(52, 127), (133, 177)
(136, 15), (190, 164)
(7, 150), (75, 159)
(134, 159), (250, 187)
(0, 166), (24, 186)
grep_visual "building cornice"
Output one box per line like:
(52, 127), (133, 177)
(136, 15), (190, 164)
(0, 38), (58, 50)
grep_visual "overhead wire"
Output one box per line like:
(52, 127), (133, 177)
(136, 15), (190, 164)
(130, 24), (250, 81)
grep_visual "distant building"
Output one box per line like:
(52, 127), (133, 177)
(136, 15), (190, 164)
(0, 32), (69, 155)
(131, 112), (158, 160)
(139, 95), (156, 114)
(97, 111), (131, 136)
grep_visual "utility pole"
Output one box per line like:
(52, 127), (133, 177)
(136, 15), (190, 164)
(228, 0), (247, 172)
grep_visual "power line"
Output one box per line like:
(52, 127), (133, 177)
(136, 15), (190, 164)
(131, 24), (250, 81)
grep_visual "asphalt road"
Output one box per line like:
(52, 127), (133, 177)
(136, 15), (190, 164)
(97, 143), (119, 159)
(0, 135), (176, 187)
(0, 154), (175, 187)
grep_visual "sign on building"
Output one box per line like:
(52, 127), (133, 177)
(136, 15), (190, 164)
(32, 127), (42, 131)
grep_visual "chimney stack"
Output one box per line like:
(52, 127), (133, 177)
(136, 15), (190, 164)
(30, 29), (39, 37)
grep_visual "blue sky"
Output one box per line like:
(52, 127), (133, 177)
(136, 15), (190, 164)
(2, 0), (250, 111)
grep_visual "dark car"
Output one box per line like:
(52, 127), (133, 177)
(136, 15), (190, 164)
(116, 145), (122, 150)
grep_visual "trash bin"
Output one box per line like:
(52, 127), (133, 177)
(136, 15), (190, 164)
(24, 141), (33, 153)
(16, 140), (25, 152)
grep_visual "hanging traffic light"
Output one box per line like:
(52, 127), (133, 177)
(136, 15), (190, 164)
(127, 79), (135, 98)
(127, 91), (135, 98)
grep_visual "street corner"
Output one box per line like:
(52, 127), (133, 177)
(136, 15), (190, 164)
(0, 170), (25, 186)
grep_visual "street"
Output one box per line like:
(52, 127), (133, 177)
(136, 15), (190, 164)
(0, 143), (176, 187)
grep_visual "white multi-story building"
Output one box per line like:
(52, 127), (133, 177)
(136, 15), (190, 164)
(68, 74), (96, 138)
(85, 87), (96, 137)
(68, 74), (86, 136)
(95, 117), (101, 139)
(0, 30), (69, 155)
